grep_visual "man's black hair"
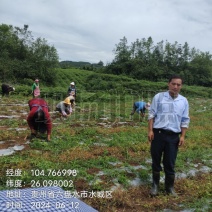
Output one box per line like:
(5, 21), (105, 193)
(168, 74), (183, 83)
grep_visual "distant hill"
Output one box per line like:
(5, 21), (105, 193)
(59, 60), (104, 69)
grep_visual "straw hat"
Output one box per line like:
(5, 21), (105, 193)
(64, 97), (71, 105)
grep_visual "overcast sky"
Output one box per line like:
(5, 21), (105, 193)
(0, 0), (212, 64)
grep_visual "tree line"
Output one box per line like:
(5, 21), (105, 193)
(104, 37), (212, 87)
(0, 24), (59, 85)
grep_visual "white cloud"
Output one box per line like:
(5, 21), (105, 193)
(0, 0), (212, 64)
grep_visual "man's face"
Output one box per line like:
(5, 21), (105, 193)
(168, 78), (182, 96)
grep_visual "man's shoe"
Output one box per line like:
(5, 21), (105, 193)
(150, 171), (160, 197)
(165, 175), (178, 197)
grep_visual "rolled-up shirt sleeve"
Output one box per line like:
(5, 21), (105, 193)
(181, 99), (190, 128)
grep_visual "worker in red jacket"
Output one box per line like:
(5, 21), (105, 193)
(26, 98), (52, 141)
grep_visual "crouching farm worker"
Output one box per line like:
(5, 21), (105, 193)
(26, 98), (52, 141)
(1, 84), (15, 96)
(130, 101), (150, 120)
(56, 96), (75, 118)
(148, 75), (190, 197)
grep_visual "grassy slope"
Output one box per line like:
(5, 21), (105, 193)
(55, 68), (212, 98)
(5, 67), (212, 98)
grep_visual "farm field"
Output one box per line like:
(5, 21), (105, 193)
(0, 89), (211, 212)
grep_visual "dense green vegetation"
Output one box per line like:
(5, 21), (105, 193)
(104, 36), (212, 86)
(5, 68), (212, 100)
(0, 24), (59, 85)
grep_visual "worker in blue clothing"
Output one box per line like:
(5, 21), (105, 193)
(148, 74), (190, 197)
(130, 101), (150, 119)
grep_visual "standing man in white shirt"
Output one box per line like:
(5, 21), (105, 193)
(148, 75), (190, 197)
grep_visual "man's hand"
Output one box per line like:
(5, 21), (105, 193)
(179, 128), (187, 146)
(178, 136), (185, 146)
(148, 119), (154, 143)
(148, 130), (154, 143)
(62, 111), (67, 117)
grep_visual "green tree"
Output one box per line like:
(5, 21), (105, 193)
(97, 60), (104, 66)
(0, 24), (59, 85)
(113, 36), (131, 63)
(188, 52), (212, 86)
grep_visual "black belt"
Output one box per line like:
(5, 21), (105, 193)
(153, 128), (180, 135)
